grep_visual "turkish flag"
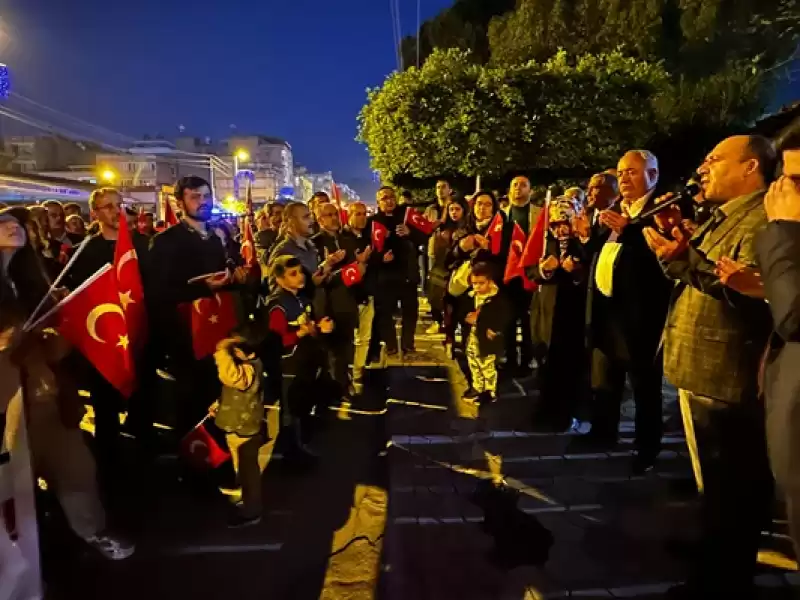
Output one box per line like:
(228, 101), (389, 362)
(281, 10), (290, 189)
(54, 264), (135, 397)
(519, 207), (549, 292)
(341, 261), (363, 287)
(486, 212), (505, 255)
(179, 291), (238, 360)
(503, 223), (528, 284)
(180, 418), (230, 469)
(164, 197), (179, 226)
(114, 213), (147, 352)
(404, 207), (435, 236)
(371, 220), (388, 252)
(240, 216), (256, 268)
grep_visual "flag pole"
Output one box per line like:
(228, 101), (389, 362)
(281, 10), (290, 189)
(22, 234), (93, 331)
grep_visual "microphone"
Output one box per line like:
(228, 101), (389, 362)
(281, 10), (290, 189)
(629, 181), (701, 225)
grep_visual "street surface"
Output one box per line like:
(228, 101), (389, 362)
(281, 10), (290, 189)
(41, 301), (800, 599)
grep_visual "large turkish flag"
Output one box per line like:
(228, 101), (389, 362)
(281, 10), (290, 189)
(179, 291), (238, 360)
(114, 214), (147, 353)
(55, 264), (135, 397)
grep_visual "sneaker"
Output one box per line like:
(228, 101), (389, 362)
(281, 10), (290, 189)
(228, 512), (262, 529)
(476, 391), (497, 404)
(85, 532), (135, 560)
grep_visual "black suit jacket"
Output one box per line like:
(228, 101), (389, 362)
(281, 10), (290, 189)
(585, 190), (672, 363)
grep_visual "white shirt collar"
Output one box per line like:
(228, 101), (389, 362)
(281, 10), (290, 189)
(621, 190), (654, 219)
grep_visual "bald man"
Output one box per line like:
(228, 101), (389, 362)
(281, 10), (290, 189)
(645, 135), (776, 598)
(578, 150), (672, 475)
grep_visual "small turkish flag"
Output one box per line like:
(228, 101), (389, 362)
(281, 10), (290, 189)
(503, 223), (528, 284)
(180, 418), (230, 469)
(372, 220), (388, 252)
(487, 212), (505, 255)
(404, 207), (435, 235)
(179, 291), (238, 360)
(54, 264), (135, 397)
(341, 261), (363, 287)
(519, 207), (549, 292)
(114, 213), (147, 353)
(240, 216), (256, 268)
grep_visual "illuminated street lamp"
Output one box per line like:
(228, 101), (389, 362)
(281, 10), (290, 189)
(101, 169), (116, 183)
(233, 149), (250, 198)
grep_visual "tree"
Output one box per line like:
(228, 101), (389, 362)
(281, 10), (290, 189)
(358, 49), (674, 183)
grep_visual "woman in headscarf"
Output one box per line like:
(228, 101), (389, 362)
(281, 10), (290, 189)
(426, 196), (469, 334)
(0, 207), (135, 561)
(525, 197), (590, 432)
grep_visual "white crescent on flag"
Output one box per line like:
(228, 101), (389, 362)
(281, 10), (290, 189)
(116, 249), (137, 280)
(85, 303), (125, 344)
(512, 240), (524, 256)
(189, 440), (208, 458)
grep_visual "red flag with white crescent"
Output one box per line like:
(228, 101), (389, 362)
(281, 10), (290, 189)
(519, 206), (549, 291)
(486, 211), (505, 255)
(178, 291), (238, 360)
(164, 196), (179, 226)
(404, 207), (435, 236)
(180, 418), (231, 469)
(503, 223), (528, 284)
(340, 261), (363, 287)
(371, 220), (388, 252)
(137, 206), (148, 235)
(240, 216), (256, 268)
(53, 265), (135, 397)
(114, 212), (147, 352)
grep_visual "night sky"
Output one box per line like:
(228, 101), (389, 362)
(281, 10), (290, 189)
(1, 0), (452, 198)
(0, 0), (796, 200)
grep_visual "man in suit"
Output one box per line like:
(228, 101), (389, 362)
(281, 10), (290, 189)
(503, 175), (543, 374)
(575, 151), (673, 474)
(756, 132), (800, 560)
(643, 135), (777, 599)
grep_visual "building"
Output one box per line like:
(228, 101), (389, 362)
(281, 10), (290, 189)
(1, 135), (101, 174)
(211, 135), (293, 204)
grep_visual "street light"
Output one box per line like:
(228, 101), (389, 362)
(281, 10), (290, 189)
(233, 149), (250, 199)
(101, 169), (116, 183)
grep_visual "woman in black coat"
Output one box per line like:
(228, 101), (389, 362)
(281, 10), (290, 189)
(426, 197), (469, 331)
(525, 199), (589, 431)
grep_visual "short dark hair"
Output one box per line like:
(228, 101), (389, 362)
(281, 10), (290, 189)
(63, 202), (82, 211)
(745, 135), (778, 184)
(265, 201), (282, 215)
(470, 261), (493, 280)
(311, 191), (330, 202)
(42, 199), (63, 210)
(88, 187), (119, 210)
(174, 176), (210, 201)
(777, 121), (800, 151)
(270, 254), (302, 279)
(377, 185), (395, 195)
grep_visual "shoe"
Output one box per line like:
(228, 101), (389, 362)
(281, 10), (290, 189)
(228, 512), (262, 529)
(425, 323), (441, 335)
(462, 387), (479, 401)
(630, 451), (658, 475)
(84, 532), (136, 560)
(476, 391), (497, 404)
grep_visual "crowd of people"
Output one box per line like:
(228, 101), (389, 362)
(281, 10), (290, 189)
(1, 126), (799, 598)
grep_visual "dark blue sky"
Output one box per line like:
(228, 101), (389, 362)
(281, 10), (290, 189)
(2, 0), (452, 197)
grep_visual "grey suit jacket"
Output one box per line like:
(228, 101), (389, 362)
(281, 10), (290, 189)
(661, 190), (772, 403)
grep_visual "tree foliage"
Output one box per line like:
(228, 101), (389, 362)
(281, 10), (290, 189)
(358, 49), (678, 182)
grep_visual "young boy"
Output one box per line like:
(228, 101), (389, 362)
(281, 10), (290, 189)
(213, 332), (267, 528)
(264, 255), (334, 460)
(463, 262), (511, 403)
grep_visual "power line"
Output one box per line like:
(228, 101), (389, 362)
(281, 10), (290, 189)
(389, 0), (401, 71)
(417, 0), (421, 69)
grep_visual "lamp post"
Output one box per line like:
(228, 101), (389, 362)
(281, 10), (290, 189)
(233, 149), (249, 199)
(101, 169), (116, 184)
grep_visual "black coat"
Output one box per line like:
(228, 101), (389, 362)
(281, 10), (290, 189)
(367, 211), (421, 285)
(526, 236), (588, 354)
(585, 192), (672, 363)
(312, 228), (370, 317)
(469, 290), (512, 357)
(757, 221), (800, 502)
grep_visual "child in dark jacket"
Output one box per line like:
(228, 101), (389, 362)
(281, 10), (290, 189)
(264, 255), (335, 460)
(463, 262), (511, 403)
(214, 331), (267, 528)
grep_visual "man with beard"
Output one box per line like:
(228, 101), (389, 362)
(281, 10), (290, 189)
(503, 175), (542, 374)
(368, 186), (420, 357)
(148, 176), (250, 435)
